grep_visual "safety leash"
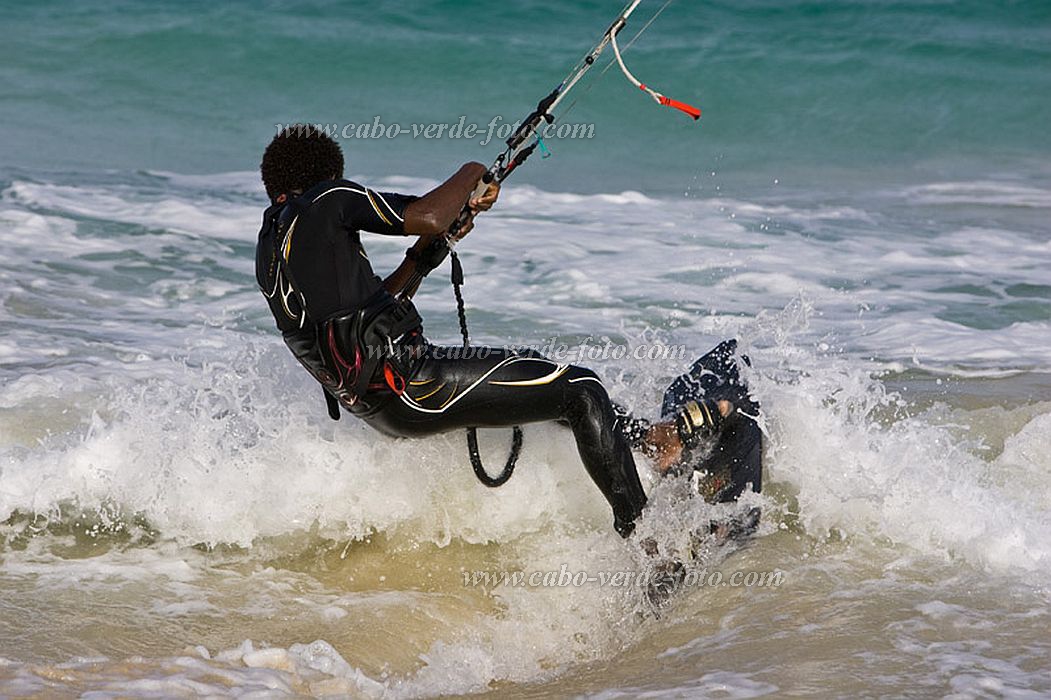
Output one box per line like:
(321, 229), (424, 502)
(450, 251), (523, 487)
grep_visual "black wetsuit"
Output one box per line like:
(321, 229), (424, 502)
(256, 180), (648, 537)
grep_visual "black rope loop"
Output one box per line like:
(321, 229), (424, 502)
(450, 250), (523, 487)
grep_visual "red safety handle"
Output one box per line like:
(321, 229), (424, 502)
(658, 95), (701, 120)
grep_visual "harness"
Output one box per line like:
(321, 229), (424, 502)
(263, 195), (422, 418)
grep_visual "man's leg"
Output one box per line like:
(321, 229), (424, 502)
(366, 346), (648, 537)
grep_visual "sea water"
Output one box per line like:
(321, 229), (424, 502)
(1, 1), (1050, 697)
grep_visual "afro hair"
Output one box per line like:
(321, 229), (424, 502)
(261, 124), (344, 202)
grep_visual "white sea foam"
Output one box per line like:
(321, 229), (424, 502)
(2, 171), (1051, 696)
(748, 324), (1051, 573)
(3, 180), (260, 241)
(903, 181), (1051, 208)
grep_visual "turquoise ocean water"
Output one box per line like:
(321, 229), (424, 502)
(1, 1), (1050, 696)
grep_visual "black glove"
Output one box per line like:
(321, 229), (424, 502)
(406, 237), (451, 277)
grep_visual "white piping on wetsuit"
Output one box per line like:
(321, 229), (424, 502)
(489, 364), (569, 387)
(400, 356), (565, 415)
(312, 185), (404, 226)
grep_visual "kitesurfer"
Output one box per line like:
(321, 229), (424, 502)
(255, 125), (733, 537)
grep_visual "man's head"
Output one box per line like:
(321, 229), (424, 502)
(261, 124), (344, 203)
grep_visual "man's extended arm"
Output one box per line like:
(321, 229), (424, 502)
(383, 162), (499, 296)
(402, 162), (488, 235)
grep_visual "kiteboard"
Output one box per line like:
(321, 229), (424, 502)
(662, 339), (762, 505)
(645, 340), (764, 609)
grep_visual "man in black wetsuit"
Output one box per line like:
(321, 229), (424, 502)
(255, 125), (730, 538)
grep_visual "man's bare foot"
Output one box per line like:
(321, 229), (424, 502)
(645, 400), (733, 474)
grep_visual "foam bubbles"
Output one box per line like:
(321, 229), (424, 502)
(3, 169), (1051, 695)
